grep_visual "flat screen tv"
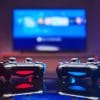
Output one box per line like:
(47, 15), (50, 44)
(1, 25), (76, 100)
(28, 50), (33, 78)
(13, 9), (86, 52)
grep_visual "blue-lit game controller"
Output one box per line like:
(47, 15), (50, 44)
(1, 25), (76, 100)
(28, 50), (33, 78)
(56, 57), (100, 100)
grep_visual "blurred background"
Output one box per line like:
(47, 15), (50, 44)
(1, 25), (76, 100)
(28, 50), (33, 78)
(0, 0), (100, 77)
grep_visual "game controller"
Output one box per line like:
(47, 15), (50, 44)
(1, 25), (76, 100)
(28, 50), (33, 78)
(0, 57), (46, 97)
(56, 57), (100, 100)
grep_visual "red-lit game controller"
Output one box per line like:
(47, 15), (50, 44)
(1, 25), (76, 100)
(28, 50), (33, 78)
(0, 57), (46, 97)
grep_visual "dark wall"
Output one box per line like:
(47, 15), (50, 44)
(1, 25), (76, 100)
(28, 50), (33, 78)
(0, 0), (100, 55)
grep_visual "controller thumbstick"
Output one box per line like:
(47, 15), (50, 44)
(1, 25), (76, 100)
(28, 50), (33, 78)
(9, 57), (16, 63)
(71, 58), (80, 63)
(87, 57), (96, 63)
(25, 57), (33, 63)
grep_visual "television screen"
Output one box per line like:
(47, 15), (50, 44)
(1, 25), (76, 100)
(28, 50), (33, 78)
(13, 9), (86, 52)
